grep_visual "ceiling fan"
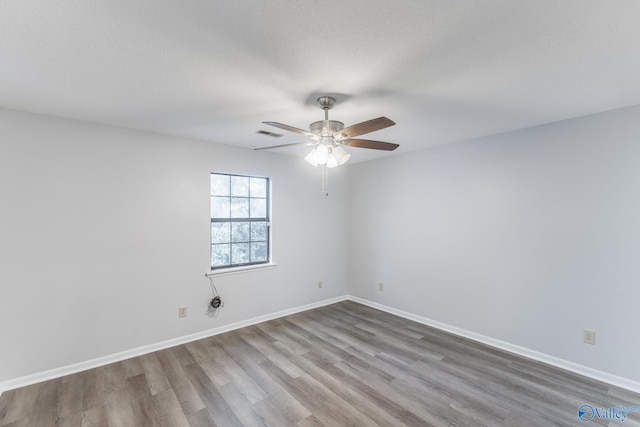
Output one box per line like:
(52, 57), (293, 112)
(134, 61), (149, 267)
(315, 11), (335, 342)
(255, 96), (399, 169)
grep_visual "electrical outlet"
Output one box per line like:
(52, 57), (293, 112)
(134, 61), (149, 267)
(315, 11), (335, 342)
(178, 306), (187, 318)
(583, 330), (596, 345)
(318, 281), (323, 289)
(378, 282), (384, 291)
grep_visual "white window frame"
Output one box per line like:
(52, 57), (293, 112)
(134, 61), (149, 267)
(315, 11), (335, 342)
(210, 172), (272, 271)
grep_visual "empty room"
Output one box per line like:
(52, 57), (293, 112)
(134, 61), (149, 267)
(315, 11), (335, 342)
(2, 1), (640, 426)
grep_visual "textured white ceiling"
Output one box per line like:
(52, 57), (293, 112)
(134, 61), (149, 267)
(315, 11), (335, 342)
(2, 1), (640, 163)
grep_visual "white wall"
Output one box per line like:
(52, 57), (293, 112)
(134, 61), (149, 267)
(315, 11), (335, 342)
(349, 105), (640, 383)
(0, 108), (349, 384)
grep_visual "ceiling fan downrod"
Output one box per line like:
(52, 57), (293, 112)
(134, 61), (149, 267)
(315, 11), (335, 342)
(317, 96), (336, 121)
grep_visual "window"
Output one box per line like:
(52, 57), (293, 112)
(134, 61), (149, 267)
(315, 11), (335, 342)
(210, 173), (270, 270)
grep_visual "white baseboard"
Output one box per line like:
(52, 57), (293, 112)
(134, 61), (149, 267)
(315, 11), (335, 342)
(3, 294), (639, 397)
(0, 295), (348, 394)
(349, 296), (640, 394)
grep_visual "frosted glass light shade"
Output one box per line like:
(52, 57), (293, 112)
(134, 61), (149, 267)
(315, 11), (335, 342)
(326, 152), (338, 168)
(313, 144), (329, 164)
(304, 149), (319, 166)
(333, 145), (351, 166)
(326, 145), (351, 168)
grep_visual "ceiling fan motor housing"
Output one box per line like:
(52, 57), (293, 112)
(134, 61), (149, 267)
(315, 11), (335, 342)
(310, 120), (345, 140)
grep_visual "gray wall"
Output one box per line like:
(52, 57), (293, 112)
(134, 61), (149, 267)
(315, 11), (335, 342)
(349, 105), (640, 383)
(0, 108), (350, 384)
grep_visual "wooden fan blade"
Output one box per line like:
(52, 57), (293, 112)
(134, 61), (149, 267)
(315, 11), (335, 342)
(262, 121), (316, 138)
(334, 117), (395, 139)
(346, 139), (399, 151)
(254, 142), (311, 151)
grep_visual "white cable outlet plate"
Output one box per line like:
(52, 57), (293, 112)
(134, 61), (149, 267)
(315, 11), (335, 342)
(583, 330), (596, 345)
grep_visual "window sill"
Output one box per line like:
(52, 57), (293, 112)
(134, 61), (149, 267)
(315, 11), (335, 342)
(205, 263), (277, 277)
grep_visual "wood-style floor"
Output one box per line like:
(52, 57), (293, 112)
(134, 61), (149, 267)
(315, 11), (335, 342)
(1, 300), (639, 426)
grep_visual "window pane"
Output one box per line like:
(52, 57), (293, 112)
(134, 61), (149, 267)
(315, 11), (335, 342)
(211, 174), (230, 196)
(211, 244), (230, 267)
(231, 222), (250, 242)
(250, 177), (267, 198)
(211, 196), (230, 218)
(250, 198), (266, 218)
(211, 222), (230, 244)
(230, 176), (249, 197)
(251, 222), (267, 241)
(231, 197), (249, 218)
(232, 243), (250, 264)
(251, 242), (267, 262)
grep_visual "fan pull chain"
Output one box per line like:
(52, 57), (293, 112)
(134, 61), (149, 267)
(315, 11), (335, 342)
(321, 164), (329, 196)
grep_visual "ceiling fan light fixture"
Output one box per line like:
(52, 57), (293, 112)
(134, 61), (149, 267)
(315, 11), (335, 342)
(304, 149), (319, 167)
(333, 145), (351, 166)
(312, 144), (329, 165)
(326, 147), (348, 168)
(305, 142), (351, 168)
(326, 153), (339, 169)
(304, 144), (331, 167)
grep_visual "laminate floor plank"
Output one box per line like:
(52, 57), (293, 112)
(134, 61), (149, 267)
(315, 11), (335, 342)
(138, 353), (171, 396)
(217, 381), (266, 427)
(240, 333), (306, 379)
(80, 405), (109, 427)
(282, 319), (361, 365)
(171, 345), (198, 368)
(2, 301), (640, 426)
(81, 366), (111, 412)
(241, 362), (312, 423)
(214, 331), (270, 368)
(295, 414), (324, 427)
(285, 315), (353, 351)
(57, 372), (85, 419)
(182, 363), (244, 426)
(183, 340), (213, 365)
(29, 378), (62, 427)
(154, 348), (206, 416)
(251, 394), (307, 427)
(126, 373), (151, 401)
(0, 383), (40, 425)
(120, 356), (144, 380)
(103, 391), (136, 427)
(151, 388), (191, 427)
(203, 351), (266, 405)
(184, 408), (216, 427)
(254, 323), (309, 356)
(129, 393), (161, 427)
(55, 411), (83, 427)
